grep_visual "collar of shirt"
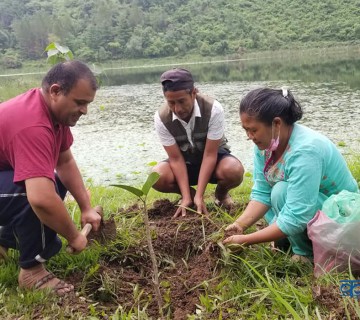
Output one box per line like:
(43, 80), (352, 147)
(171, 99), (201, 124)
(171, 99), (201, 146)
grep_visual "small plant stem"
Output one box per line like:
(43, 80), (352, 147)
(142, 200), (164, 317)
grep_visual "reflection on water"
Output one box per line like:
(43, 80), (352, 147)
(101, 56), (360, 89)
(72, 63), (360, 185)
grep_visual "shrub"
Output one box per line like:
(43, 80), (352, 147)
(1, 55), (22, 69)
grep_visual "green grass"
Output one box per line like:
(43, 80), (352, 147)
(347, 153), (360, 188)
(0, 76), (41, 102)
(1, 160), (359, 319)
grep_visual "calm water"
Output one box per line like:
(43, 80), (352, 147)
(70, 55), (360, 185)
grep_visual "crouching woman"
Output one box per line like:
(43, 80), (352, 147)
(224, 87), (358, 260)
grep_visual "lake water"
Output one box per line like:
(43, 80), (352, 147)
(69, 51), (360, 186)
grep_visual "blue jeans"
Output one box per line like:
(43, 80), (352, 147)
(0, 171), (66, 268)
(264, 181), (324, 257)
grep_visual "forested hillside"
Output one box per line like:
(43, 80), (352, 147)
(0, 0), (359, 67)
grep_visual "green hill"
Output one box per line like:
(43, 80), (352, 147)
(0, 0), (359, 64)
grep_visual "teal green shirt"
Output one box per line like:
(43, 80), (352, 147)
(251, 124), (359, 236)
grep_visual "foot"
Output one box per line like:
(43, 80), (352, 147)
(291, 254), (313, 264)
(19, 264), (74, 296)
(0, 245), (8, 262)
(270, 238), (291, 253)
(214, 187), (234, 210)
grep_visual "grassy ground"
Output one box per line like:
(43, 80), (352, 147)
(0, 156), (359, 319)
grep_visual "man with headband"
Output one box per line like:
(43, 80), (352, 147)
(152, 68), (244, 217)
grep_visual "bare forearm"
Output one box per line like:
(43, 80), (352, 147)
(169, 158), (192, 199)
(197, 154), (217, 196)
(26, 184), (79, 242)
(25, 177), (91, 253)
(56, 158), (91, 211)
(234, 200), (269, 230)
(241, 223), (287, 245)
(30, 194), (78, 242)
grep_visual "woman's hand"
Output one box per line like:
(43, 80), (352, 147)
(225, 221), (245, 234)
(223, 234), (248, 245)
(223, 221), (246, 250)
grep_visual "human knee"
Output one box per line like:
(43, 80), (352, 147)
(217, 157), (244, 186)
(151, 168), (165, 191)
(270, 181), (288, 213)
(234, 161), (245, 184)
(151, 162), (174, 192)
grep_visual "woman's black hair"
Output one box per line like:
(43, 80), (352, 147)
(239, 87), (303, 125)
(42, 60), (98, 95)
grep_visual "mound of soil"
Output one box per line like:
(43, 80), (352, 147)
(67, 199), (223, 319)
(87, 217), (117, 244)
(38, 199), (357, 319)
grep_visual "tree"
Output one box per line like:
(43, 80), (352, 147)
(44, 42), (74, 65)
(12, 11), (50, 59)
(0, 29), (12, 52)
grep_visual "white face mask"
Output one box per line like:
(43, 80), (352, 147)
(266, 123), (280, 152)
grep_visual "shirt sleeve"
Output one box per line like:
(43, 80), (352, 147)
(250, 146), (272, 206)
(207, 100), (225, 140)
(276, 146), (323, 236)
(60, 127), (73, 152)
(154, 111), (176, 146)
(9, 126), (58, 183)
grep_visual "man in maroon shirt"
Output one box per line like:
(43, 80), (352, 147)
(0, 60), (101, 295)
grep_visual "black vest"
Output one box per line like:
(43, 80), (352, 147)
(159, 93), (230, 164)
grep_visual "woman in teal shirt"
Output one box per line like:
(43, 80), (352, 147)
(224, 87), (358, 259)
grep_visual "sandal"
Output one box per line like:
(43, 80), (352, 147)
(34, 273), (74, 295)
(19, 264), (74, 296)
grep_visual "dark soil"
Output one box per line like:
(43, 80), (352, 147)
(87, 216), (117, 244)
(312, 283), (360, 319)
(65, 199), (223, 319)
(41, 199), (357, 319)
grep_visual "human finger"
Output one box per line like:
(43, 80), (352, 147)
(225, 223), (238, 232)
(67, 233), (88, 254)
(223, 234), (244, 245)
(202, 204), (209, 215)
(173, 206), (182, 218)
(223, 236), (234, 244)
(181, 207), (187, 217)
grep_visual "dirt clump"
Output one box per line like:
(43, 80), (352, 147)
(148, 198), (177, 219)
(74, 198), (223, 319)
(224, 228), (240, 238)
(87, 216), (117, 244)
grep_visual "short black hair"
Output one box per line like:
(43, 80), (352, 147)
(41, 60), (98, 95)
(239, 87), (303, 125)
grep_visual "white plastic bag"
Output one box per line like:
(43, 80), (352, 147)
(307, 191), (360, 277)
